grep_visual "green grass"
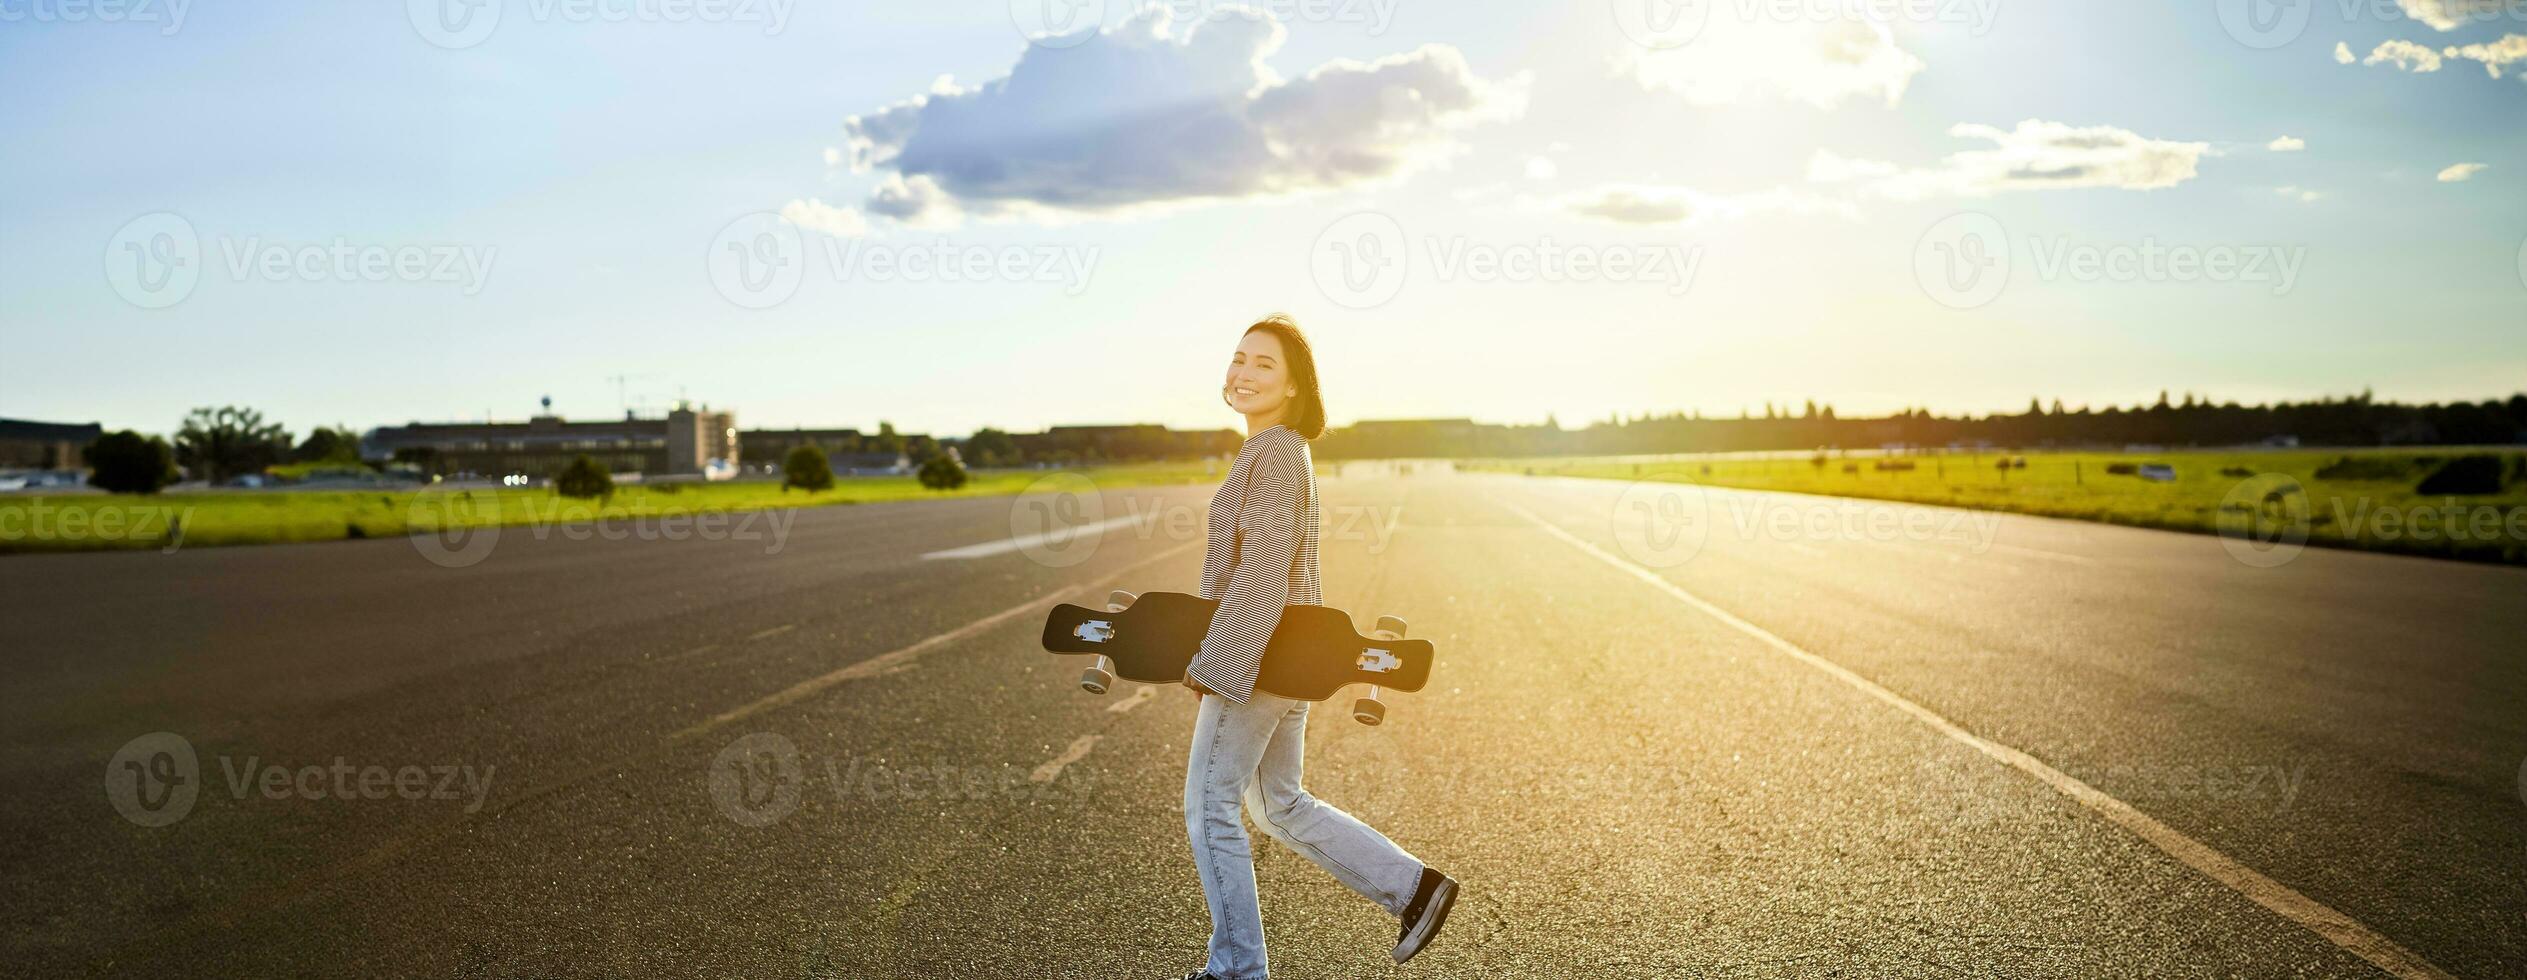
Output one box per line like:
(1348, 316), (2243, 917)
(0, 463), (1217, 554)
(1469, 448), (2527, 566)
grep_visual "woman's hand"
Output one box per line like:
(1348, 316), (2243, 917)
(1184, 675), (1212, 699)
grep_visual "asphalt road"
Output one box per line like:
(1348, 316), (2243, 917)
(2, 468), (2522, 978)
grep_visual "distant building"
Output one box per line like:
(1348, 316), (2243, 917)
(739, 428), (864, 466)
(1012, 424), (1239, 462)
(366, 405), (736, 478)
(0, 418), (103, 470)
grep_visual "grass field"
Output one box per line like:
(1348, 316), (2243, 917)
(0, 464), (1218, 554)
(1469, 448), (2527, 566)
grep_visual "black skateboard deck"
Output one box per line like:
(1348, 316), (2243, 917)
(1041, 591), (1434, 702)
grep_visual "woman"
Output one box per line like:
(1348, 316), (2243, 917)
(1179, 315), (1457, 980)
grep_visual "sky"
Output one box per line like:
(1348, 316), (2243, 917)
(3, 0), (2524, 438)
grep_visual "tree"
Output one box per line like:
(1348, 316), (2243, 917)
(85, 431), (176, 495)
(175, 406), (291, 483)
(292, 426), (363, 464)
(784, 445), (834, 492)
(873, 421), (903, 455)
(554, 455), (614, 499)
(918, 450), (968, 491)
(964, 427), (1020, 467)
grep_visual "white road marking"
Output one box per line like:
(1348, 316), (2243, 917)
(1505, 502), (2457, 980)
(1030, 735), (1103, 784)
(920, 513), (1153, 560)
(746, 624), (796, 641)
(1106, 685), (1158, 714)
(666, 539), (1201, 744)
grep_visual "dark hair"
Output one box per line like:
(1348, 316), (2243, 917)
(1239, 314), (1326, 440)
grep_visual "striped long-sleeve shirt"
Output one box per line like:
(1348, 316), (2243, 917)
(1186, 424), (1321, 704)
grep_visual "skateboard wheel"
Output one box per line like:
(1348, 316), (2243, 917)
(1080, 664), (1114, 695)
(1107, 590), (1138, 612)
(1352, 696), (1387, 726)
(1373, 615), (1406, 639)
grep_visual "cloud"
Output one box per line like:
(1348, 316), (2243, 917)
(2445, 33), (2527, 77)
(2275, 185), (2324, 202)
(1525, 156), (1558, 180)
(2336, 41), (2358, 64)
(1557, 184), (1858, 225)
(1624, 13), (1924, 108)
(2396, 0), (2511, 31)
(2437, 162), (2489, 181)
(778, 198), (869, 238)
(832, 8), (1526, 226)
(2268, 135), (2306, 152)
(2364, 39), (2448, 71)
(1807, 120), (2210, 200)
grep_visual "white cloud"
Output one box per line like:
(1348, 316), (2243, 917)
(1557, 183), (1857, 225)
(2445, 33), (2527, 77)
(2336, 41), (2357, 65)
(1525, 156), (1559, 180)
(2365, 39), (2447, 71)
(2396, 0), (2513, 31)
(865, 174), (962, 229)
(778, 198), (870, 238)
(832, 8), (1526, 225)
(2268, 135), (2306, 152)
(2437, 162), (2489, 181)
(2275, 185), (2324, 202)
(1623, 13), (1924, 109)
(1809, 120), (2210, 200)
(821, 146), (843, 167)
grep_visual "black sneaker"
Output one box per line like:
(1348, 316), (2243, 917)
(1391, 867), (1458, 964)
(1177, 972), (1219, 980)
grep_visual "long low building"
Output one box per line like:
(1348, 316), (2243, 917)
(366, 405), (736, 479)
(0, 418), (103, 470)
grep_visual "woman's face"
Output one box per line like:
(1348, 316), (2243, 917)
(1224, 330), (1296, 421)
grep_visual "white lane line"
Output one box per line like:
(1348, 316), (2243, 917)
(1503, 502), (2456, 980)
(666, 539), (1201, 744)
(746, 624), (796, 641)
(1030, 735), (1103, 784)
(1981, 541), (2099, 566)
(921, 513), (1153, 560)
(1106, 685), (1158, 714)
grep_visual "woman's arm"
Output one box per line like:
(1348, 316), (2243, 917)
(1185, 440), (1303, 704)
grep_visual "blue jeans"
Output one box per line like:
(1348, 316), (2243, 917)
(1184, 691), (1424, 979)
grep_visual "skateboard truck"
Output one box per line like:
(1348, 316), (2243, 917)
(1078, 590), (1133, 694)
(1353, 615), (1406, 726)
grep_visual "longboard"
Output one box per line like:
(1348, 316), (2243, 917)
(1041, 591), (1435, 724)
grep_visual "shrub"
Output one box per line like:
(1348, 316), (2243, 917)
(85, 430), (177, 495)
(2415, 454), (2506, 496)
(919, 453), (969, 491)
(2313, 456), (2416, 482)
(784, 445), (835, 493)
(555, 455), (614, 499)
